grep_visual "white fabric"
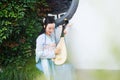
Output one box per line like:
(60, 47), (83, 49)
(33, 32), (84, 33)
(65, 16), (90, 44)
(35, 33), (57, 63)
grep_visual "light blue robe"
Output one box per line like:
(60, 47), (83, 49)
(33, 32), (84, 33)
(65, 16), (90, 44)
(35, 26), (74, 80)
(35, 33), (56, 80)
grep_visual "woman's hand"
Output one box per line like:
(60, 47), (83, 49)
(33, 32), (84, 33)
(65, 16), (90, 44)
(54, 48), (61, 55)
(64, 23), (72, 35)
(63, 29), (67, 34)
(50, 43), (56, 47)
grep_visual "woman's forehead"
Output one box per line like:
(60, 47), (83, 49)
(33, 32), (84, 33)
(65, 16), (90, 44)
(47, 23), (55, 27)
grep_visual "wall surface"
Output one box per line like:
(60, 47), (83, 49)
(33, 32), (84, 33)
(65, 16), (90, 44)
(66, 0), (120, 70)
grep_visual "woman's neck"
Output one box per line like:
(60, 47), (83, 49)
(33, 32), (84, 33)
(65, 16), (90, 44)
(45, 33), (51, 37)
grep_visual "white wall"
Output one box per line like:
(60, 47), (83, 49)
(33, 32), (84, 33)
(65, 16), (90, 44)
(66, 0), (120, 70)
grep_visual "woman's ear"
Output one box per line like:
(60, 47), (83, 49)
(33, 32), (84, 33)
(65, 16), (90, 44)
(44, 25), (45, 28)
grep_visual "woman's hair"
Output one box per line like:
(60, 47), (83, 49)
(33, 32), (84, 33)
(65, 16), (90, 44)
(39, 16), (55, 35)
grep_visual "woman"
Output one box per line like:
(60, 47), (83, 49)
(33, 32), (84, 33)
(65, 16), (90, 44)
(35, 16), (65, 80)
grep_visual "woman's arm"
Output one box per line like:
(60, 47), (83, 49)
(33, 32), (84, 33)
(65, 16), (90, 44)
(35, 35), (44, 63)
(54, 23), (72, 41)
(54, 25), (62, 44)
(35, 35), (55, 63)
(54, 24), (72, 53)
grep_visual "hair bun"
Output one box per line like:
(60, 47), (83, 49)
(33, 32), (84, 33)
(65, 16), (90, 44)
(43, 16), (55, 24)
(43, 18), (45, 24)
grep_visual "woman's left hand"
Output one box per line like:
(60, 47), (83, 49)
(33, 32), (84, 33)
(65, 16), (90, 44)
(64, 23), (72, 35)
(64, 29), (67, 34)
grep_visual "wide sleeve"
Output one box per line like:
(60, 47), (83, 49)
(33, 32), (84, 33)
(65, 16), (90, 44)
(54, 26), (62, 44)
(35, 35), (44, 63)
(35, 35), (56, 63)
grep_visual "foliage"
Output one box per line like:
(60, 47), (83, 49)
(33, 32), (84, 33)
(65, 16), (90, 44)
(0, 0), (52, 79)
(0, 56), (45, 80)
(0, 0), (45, 67)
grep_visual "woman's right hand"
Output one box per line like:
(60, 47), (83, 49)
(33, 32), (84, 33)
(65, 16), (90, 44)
(54, 48), (61, 55)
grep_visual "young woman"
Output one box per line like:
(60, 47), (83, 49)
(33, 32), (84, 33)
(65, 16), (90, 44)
(35, 16), (65, 80)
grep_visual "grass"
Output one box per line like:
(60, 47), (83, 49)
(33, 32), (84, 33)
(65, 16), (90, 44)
(0, 56), (45, 80)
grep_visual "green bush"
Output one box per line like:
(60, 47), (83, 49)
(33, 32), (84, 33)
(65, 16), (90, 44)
(0, 56), (44, 80)
(0, 0), (43, 66)
(0, 0), (50, 79)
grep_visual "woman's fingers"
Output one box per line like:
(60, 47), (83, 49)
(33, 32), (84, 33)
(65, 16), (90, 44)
(64, 29), (67, 34)
(67, 23), (72, 27)
(50, 43), (56, 47)
(54, 48), (61, 55)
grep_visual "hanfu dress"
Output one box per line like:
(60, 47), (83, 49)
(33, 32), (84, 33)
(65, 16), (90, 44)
(35, 33), (56, 80)
(35, 26), (74, 80)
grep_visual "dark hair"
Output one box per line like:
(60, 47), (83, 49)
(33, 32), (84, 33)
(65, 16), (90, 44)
(39, 16), (55, 35)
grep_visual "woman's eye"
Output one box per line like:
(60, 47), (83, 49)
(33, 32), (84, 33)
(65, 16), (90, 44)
(49, 28), (54, 30)
(49, 28), (52, 30)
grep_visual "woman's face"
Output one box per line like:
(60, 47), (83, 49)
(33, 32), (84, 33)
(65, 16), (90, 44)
(45, 23), (55, 35)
